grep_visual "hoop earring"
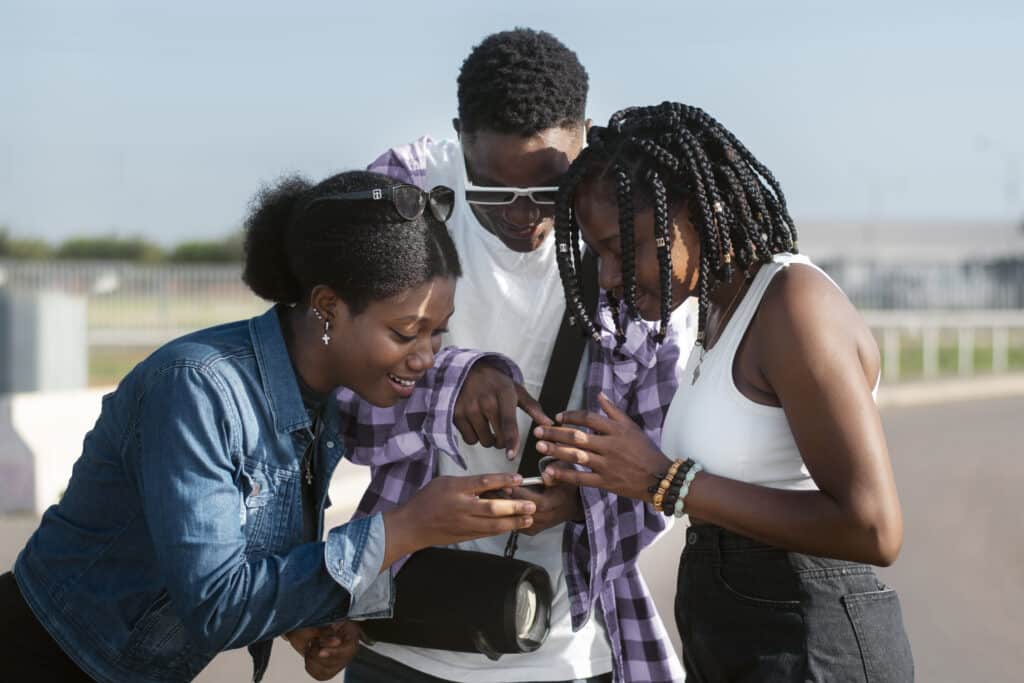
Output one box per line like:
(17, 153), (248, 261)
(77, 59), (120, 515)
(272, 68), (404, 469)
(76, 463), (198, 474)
(312, 307), (331, 346)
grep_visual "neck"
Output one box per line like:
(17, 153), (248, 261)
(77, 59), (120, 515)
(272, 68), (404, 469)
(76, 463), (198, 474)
(279, 306), (335, 395)
(703, 263), (760, 348)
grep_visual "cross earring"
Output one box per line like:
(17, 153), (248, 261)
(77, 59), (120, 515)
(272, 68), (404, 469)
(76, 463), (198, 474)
(312, 307), (331, 346)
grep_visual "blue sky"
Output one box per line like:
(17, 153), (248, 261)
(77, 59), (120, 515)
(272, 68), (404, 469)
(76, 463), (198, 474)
(2, 0), (1022, 244)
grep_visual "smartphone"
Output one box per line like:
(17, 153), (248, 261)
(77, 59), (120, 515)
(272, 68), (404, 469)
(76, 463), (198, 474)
(519, 475), (546, 489)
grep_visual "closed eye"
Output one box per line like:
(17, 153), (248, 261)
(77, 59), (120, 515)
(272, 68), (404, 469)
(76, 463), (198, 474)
(389, 329), (416, 343)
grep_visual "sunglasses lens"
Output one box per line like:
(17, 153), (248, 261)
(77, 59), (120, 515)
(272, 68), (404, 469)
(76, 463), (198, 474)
(465, 189), (517, 205)
(393, 185), (426, 220)
(429, 186), (455, 222)
(531, 190), (559, 205)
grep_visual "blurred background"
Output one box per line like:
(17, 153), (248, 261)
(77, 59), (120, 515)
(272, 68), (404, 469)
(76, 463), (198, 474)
(2, 1), (1022, 680)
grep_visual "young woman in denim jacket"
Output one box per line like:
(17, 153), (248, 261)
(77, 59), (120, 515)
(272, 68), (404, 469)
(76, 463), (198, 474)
(0, 171), (537, 683)
(537, 103), (914, 681)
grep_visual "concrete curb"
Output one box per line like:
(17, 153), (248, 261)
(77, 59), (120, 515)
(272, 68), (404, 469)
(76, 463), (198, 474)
(878, 373), (1024, 408)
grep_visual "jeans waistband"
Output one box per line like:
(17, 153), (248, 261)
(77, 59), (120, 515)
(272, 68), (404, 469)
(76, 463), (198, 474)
(684, 524), (777, 555)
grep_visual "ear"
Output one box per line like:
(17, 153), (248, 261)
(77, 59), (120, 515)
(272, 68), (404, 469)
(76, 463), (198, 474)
(452, 118), (462, 138)
(310, 284), (349, 321)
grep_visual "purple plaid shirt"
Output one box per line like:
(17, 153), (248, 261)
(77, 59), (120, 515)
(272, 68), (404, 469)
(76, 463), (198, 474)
(346, 141), (685, 682)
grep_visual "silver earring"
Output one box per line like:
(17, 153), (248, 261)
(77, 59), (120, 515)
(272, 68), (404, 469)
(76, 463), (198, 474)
(312, 308), (331, 345)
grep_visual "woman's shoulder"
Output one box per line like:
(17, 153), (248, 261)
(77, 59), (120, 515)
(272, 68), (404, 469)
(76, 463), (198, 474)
(754, 257), (867, 352)
(754, 255), (878, 380)
(123, 319), (257, 400)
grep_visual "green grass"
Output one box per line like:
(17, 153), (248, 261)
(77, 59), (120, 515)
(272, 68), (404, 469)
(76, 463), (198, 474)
(885, 345), (1024, 377)
(86, 295), (268, 385)
(88, 296), (265, 330)
(89, 347), (154, 386)
(875, 326), (1024, 380)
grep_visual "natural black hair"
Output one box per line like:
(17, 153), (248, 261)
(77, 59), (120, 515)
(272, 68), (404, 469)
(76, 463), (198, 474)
(457, 27), (588, 136)
(555, 101), (798, 349)
(243, 171), (461, 315)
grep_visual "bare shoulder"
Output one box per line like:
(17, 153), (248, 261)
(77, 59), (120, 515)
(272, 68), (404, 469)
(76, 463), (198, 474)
(754, 262), (879, 384)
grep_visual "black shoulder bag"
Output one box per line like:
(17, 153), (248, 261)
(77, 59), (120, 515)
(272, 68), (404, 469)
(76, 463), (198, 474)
(360, 251), (598, 660)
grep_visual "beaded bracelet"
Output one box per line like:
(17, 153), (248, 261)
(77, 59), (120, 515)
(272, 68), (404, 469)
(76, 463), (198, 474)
(651, 459), (683, 508)
(670, 463), (703, 518)
(659, 460), (695, 516)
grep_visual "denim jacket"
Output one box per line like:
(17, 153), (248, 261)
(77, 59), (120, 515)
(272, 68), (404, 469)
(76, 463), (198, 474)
(14, 307), (393, 683)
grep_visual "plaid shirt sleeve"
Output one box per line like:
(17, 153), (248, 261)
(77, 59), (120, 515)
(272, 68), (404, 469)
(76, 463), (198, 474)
(367, 136), (434, 189)
(563, 294), (686, 682)
(336, 346), (522, 542)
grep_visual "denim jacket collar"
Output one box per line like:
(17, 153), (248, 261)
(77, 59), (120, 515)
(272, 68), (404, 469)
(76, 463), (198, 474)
(249, 306), (311, 435)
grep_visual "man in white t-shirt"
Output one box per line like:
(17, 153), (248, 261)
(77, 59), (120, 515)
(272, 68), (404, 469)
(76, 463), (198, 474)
(344, 28), (686, 683)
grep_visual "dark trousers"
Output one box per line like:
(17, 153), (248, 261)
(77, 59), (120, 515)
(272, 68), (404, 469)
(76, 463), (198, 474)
(345, 646), (613, 683)
(676, 525), (914, 682)
(0, 570), (95, 681)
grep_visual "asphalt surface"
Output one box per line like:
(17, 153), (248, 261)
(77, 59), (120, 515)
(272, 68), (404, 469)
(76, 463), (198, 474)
(2, 396), (1021, 682)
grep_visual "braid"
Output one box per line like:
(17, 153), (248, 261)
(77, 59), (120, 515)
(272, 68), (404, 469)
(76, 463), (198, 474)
(554, 101), (797, 349)
(605, 290), (626, 353)
(648, 170), (673, 342)
(554, 148), (601, 343)
(614, 164), (639, 322)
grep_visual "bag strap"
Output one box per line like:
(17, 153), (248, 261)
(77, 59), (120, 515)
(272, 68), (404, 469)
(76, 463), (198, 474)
(505, 250), (598, 559)
(517, 249), (599, 477)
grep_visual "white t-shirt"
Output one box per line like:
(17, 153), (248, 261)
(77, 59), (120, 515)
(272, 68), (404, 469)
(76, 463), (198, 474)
(367, 137), (614, 681)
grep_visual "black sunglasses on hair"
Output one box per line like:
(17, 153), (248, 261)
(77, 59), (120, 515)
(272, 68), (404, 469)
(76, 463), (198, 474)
(320, 184), (455, 222)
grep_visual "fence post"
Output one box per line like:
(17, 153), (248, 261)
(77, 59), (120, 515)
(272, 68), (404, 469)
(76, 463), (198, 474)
(922, 325), (939, 378)
(993, 327), (1009, 373)
(883, 327), (901, 383)
(958, 327), (975, 376)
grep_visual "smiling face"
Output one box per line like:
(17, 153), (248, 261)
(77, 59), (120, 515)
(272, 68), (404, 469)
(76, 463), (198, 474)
(328, 277), (456, 406)
(461, 126), (585, 253)
(574, 177), (699, 321)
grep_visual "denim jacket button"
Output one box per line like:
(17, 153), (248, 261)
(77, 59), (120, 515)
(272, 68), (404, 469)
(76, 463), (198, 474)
(687, 531), (699, 545)
(326, 441), (335, 449)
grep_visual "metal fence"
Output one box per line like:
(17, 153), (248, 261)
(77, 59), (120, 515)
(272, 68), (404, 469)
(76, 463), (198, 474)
(864, 310), (1024, 382)
(0, 260), (266, 346)
(818, 259), (1024, 309)
(3, 259), (1023, 385)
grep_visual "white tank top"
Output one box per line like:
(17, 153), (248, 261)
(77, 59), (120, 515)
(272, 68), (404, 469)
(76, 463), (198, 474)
(662, 253), (873, 491)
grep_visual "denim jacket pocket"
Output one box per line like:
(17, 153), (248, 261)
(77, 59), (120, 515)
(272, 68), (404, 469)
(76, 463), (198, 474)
(240, 468), (274, 553)
(841, 588), (914, 682)
(122, 591), (195, 679)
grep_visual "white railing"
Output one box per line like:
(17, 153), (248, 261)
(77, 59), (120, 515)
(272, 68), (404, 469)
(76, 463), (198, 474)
(862, 310), (1024, 382)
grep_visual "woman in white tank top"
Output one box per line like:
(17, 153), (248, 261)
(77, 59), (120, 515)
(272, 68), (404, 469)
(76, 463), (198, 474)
(536, 103), (913, 681)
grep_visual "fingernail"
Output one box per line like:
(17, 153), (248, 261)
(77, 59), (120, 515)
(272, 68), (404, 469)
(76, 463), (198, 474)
(523, 502), (536, 514)
(522, 516), (534, 527)
(533, 426), (543, 438)
(598, 392), (609, 401)
(506, 448), (516, 460)
(511, 474), (522, 483)
(536, 441), (547, 453)
(555, 412), (564, 423)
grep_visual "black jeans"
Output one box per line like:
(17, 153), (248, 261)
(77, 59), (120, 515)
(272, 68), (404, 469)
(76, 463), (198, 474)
(0, 571), (95, 681)
(676, 525), (914, 682)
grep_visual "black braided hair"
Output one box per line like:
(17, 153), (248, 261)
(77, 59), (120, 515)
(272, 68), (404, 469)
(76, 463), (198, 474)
(555, 101), (798, 346)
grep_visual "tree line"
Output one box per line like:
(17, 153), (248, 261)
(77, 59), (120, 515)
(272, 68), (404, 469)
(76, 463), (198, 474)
(0, 227), (243, 263)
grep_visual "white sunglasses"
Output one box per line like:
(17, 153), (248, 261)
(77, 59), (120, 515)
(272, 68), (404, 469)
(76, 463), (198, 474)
(464, 183), (560, 206)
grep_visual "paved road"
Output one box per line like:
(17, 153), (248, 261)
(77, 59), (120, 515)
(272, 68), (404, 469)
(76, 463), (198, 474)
(2, 396), (1021, 681)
